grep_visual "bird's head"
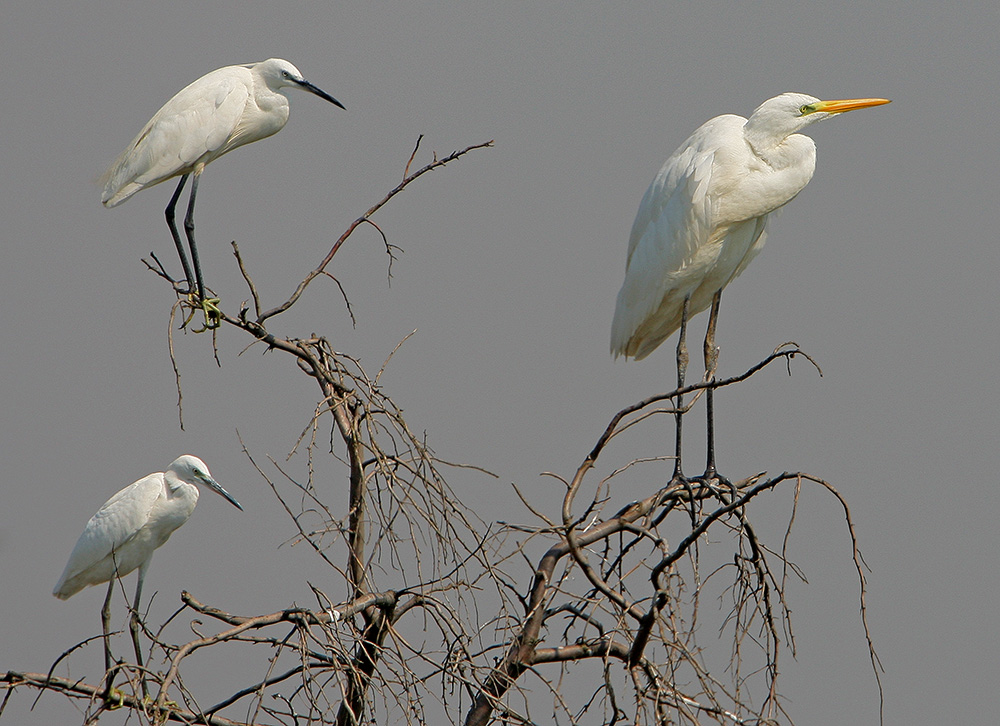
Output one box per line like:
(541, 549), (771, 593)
(745, 92), (889, 150)
(255, 58), (345, 109)
(168, 455), (244, 511)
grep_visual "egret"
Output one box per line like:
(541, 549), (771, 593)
(53, 455), (243, 676)
(610, 93), (889, 476)
(101, 59), (345, 314)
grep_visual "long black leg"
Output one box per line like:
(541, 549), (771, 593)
(129, 567), (148, 699)
(673, 296), (691, 480)
(703, 290), (722, 480)
(101, 580), (114, 675)
(164, 175), (196, 293)
(100, 578), (124, 706)
(183, 172), (207, 302)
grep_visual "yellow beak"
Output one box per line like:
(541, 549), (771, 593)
(811, 97), (891, 114)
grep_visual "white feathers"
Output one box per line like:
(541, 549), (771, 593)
(611, 93), (889, 360)
(53, 455), (242, 600)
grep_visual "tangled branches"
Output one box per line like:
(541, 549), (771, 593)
(463, 344), (880, 726)
(1, 140), (880, 726)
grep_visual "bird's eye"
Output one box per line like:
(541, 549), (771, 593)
(281, 70), (291, 79)
(799, 104), (813, 115)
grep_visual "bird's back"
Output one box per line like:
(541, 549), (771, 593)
(101, 65), (261, 207)
(610, 111), (817, 359)
(611, 116), (745, 359)
(53, 474), (165, 599)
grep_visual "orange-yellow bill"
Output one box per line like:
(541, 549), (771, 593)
(810, 97), (891, 114)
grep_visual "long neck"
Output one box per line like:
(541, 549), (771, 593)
(750, 133), (808, 170)
(166, 474), (200, 503)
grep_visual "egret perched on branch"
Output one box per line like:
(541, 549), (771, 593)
(101, 59), (345, 317)
(610, 93), (889, 476)
(54, 455), (243, 673)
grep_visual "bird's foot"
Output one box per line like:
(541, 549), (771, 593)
(198, 296), (222, 330)
(103, 686), (126, 709)
(180, 294), (222, 332)
(142, 695), (179, 711)
(697, 470), (736, 503)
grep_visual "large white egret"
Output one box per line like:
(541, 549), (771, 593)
(102, 59), (344, 310)
(611, 93), (889, 360)
(610, 93), (889, 476)
(54, 455), (243, 674)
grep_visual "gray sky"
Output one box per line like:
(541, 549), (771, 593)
(2, 1), (998, 723)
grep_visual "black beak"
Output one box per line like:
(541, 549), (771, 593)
(295, 78), (345, 110)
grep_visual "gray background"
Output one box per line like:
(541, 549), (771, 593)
(2, 1), (997, 723)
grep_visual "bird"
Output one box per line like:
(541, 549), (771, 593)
(53, 455), (243, 673)
(610, 93), (890, 362)
(101, 58), (345, 312)
(609, 93), (889, 480)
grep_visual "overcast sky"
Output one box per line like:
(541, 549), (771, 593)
(2, 1), (999, 724)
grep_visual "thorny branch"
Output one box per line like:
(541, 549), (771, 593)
(2, 141), (881, 726)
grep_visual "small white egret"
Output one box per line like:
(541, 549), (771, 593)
(610, 93), (889, 477)
(101, 59), (344, 307)
(53, 455), (243, 674)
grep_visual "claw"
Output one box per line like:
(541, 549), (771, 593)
(180, 293), (221, 332)
(199, 297), (222, 330)
(104, 686), (125, 709)
(143, 695), (179, 710)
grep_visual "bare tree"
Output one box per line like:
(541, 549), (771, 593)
(2, 138), (881, 726)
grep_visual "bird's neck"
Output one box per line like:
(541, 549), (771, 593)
(746, 132), (813, 175)
(750, 141), (792, 169)
(166, 477), (199, 502)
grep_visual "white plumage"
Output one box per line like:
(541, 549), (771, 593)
(100, 58), (344, 304)
(611, 93), (889, 360)
(102, 58), (343, 207)
(54, 455), (243, 600)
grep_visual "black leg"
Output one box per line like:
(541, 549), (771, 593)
(101, 580), (114, 675)
(164, 175), (196, 294)
(129, 569), (148, 699)
(183, 172), (207, 302)
(703, 290), (722, 480)
(673, 296), (691, 481)
(100, 579), (127, 707)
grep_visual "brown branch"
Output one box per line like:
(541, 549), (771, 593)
(231, 240), (261, 320)
(465, 477), (740, 726)
(1, 671), (243, 726)
(465, 345), (827, 726)
(256, 139), (494, 323)
(563, 343), (818, 522)
(335, 605), (394, 726)
(813, 476), (886, 724)
(180, 590), (399, 626)
(531, 638), (630, 664)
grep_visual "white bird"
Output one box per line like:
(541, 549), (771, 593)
(611, 93), (889, 481)
(54, 455), (242, 672)
(101, 59), (344, 307)
(54, 454), (242, 600)
(610, 93), (890, 361)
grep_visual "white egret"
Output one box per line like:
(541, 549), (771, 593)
(101, 59), (344, 309)
(53, 455), (243, 674)
(610, 93), (889, 476)
(611, 93), (889, 360)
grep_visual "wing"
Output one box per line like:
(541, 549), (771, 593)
(724, 215), (769, 284)
(53, 474), (163, 598)
(611, 116), (743, 358)
(102, 66), (251, 206)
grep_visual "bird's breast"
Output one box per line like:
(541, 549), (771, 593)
(218, 94), (290, 158)
(714, 140), (815, 223)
